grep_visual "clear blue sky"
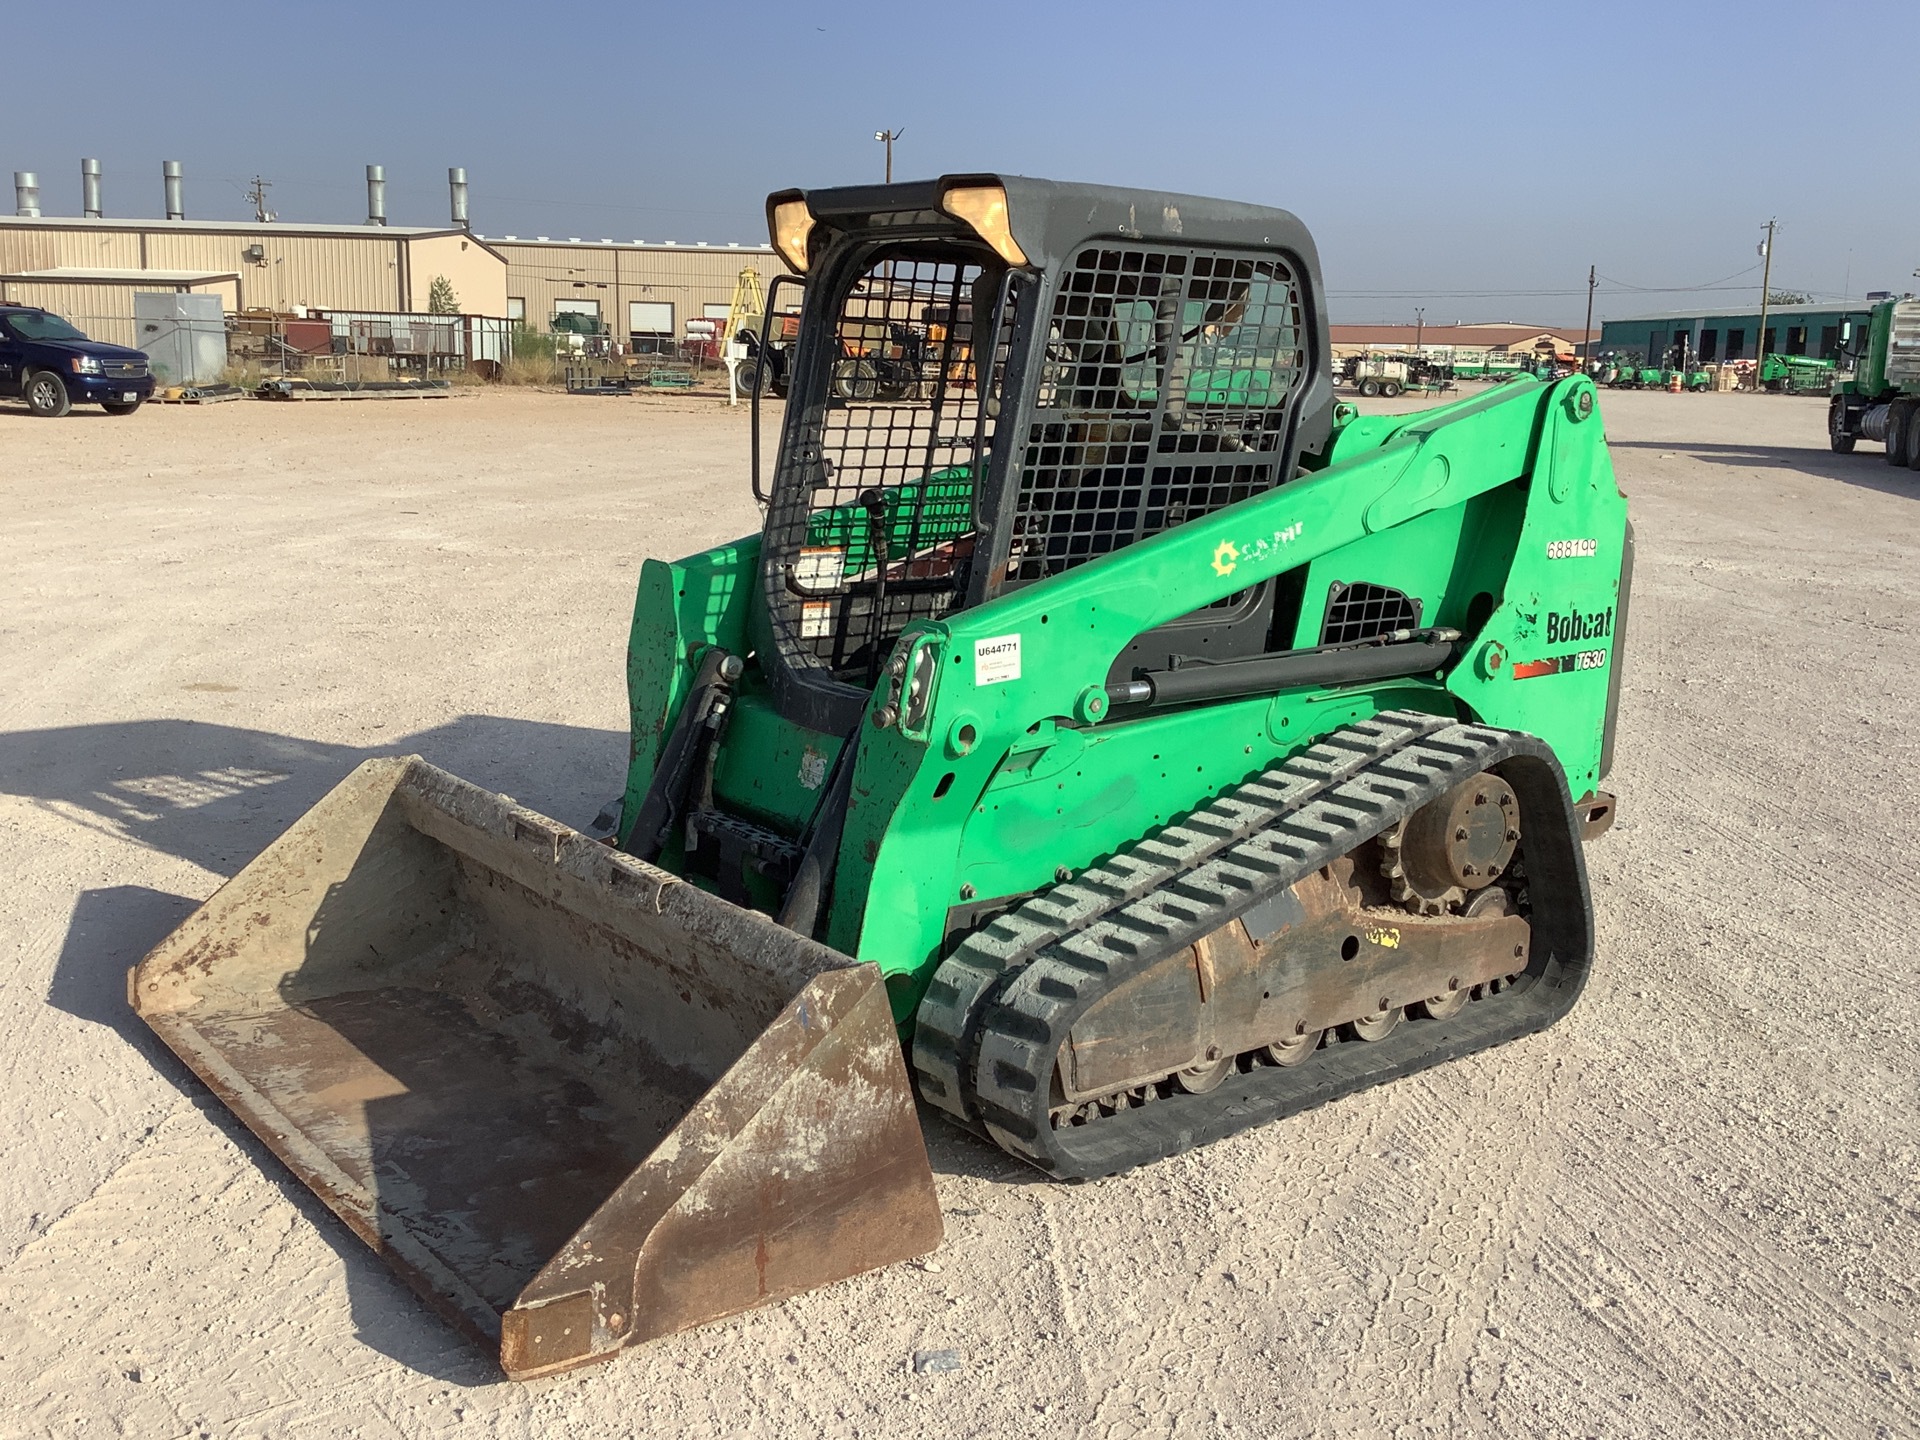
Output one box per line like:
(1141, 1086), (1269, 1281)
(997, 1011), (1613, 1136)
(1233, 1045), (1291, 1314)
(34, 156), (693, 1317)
(10, 1), (1913, 327)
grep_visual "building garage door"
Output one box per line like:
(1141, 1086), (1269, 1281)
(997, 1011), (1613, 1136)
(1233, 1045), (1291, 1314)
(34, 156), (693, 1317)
(630, 300), (673, 354)
(552, 297), (601, 338)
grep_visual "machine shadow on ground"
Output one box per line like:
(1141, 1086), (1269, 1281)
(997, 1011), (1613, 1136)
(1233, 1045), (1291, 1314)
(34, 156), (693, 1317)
(50, 883), (512, 1386)
(19, 715), (626, 1383)
(0, 714), (627, 879)
(0, 405), (121, 422)
(20, 712), (629, 1056)
(1606, 439), (1920, 499)
(26, 712), (1027, 1379)
(917, 1110), (1055, 1187)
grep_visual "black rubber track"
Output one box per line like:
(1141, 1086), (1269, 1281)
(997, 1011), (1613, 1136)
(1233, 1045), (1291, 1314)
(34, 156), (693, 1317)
(913, 712), (1595, 1180)
(912, 711), (1455, 1127)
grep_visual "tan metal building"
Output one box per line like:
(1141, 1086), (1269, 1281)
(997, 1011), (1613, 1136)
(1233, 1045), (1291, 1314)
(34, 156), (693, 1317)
(1328, 323), (1597, 361)
(483, 236), (783, 350)
(0, 268), (238, 346)
(0, 213), (791, 356)
(0, 214), (509, 330)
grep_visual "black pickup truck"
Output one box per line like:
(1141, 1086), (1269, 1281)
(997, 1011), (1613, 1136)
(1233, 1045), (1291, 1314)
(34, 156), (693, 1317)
(0, 305), (154, 416)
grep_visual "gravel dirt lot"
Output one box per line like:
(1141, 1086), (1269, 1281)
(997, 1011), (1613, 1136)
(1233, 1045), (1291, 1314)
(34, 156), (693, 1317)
(2, 384), (1915, 1439)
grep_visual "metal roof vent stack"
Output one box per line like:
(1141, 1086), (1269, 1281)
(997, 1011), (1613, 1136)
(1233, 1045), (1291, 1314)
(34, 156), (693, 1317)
(449, 167), (468, 228)
(163, 160), (184, 220)
(81, 158), (102, 218)
(14, 171), (40, 217)
(366, 164), (387, 226)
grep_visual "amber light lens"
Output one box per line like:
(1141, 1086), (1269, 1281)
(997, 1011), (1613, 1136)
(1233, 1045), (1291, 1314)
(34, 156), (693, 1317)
(940, 184), (1029, 267)
(770, 199), (816, 273)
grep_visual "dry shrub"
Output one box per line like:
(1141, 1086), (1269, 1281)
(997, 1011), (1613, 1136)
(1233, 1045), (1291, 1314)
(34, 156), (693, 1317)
(499, 353), (562, 385)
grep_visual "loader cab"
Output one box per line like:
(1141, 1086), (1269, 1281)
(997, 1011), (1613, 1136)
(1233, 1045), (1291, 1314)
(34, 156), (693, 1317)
(753, 175), (1335, 736)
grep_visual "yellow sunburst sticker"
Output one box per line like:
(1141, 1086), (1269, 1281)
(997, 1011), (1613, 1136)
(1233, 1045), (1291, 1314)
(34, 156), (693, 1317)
(1211, 540), (1240, 577)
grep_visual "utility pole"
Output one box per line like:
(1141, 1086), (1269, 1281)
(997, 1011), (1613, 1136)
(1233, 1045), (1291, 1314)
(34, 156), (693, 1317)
(246, 175), (274, 223)
(1413, 307), (1424, 354)
(874, 128), (904, 184)
(1582, 264), (1596, 367)
(1755, 218), (1777, 384)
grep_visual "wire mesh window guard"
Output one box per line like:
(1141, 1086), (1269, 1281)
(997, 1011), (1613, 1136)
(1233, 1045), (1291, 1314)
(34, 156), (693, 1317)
(771, 249), (1013, 683)
(1008, 244), (1303, 585)
(1320, 581), (1421, 644)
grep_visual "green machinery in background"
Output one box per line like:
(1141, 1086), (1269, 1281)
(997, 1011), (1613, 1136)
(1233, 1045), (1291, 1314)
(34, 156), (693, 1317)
(1601, 343), (1711, 393)
(1829, 294), (1920, 465)
(1604, 361), (1675, 390)
(1759, 352), (1836, 395)
(1445, 350), (1526, 381)
(134, 175), (1632, 1379)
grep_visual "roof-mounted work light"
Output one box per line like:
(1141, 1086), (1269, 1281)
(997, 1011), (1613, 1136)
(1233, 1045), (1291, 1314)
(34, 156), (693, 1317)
(767, 192), (815, 273)
(938, 182), (1028, 268)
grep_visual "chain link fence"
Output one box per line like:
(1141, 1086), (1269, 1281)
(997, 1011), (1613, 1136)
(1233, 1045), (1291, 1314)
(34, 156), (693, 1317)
(38, 309), (515, 386)
(501, 311), (734, 385)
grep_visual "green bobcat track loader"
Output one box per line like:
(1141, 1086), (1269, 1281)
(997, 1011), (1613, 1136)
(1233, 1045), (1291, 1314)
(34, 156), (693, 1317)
(133, 175), (1632, 1378)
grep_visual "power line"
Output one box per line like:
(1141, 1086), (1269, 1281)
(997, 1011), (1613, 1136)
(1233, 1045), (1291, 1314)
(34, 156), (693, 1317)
(1329, 261), (1775, 304)
(1326, 284), (1766, 299)
(1597, 261), (1762, 293)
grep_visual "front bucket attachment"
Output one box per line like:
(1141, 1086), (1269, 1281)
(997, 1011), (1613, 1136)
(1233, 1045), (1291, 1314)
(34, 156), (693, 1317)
(132, 757), (942, 1379)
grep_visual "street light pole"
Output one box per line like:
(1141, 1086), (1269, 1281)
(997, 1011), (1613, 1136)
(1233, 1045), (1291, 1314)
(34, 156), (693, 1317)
(874, 128), (904, 184)
(1754, 218), (1777, 385)
(1582, 264), (1596, 368)
(1414, 306), (1424, 355)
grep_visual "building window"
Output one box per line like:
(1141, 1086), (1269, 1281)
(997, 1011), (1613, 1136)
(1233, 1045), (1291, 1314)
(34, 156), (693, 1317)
(1725, 328), (1745, 360)
(702, 302), (733, 322)
(629, 300), (674, 355)
(1785, 325), (1807, 356)
(1647, 331), (1665, 366)
(1762, 327), (1776, 356)
(1819, 325), (1838, 359)
(1699, 329), (1718, 362)
(507, 296), (526, 324)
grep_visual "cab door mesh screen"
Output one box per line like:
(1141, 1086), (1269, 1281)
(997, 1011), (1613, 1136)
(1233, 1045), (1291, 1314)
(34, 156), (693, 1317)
(1008, 245), (1303, 585)
(773, 252), (1011, 682)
